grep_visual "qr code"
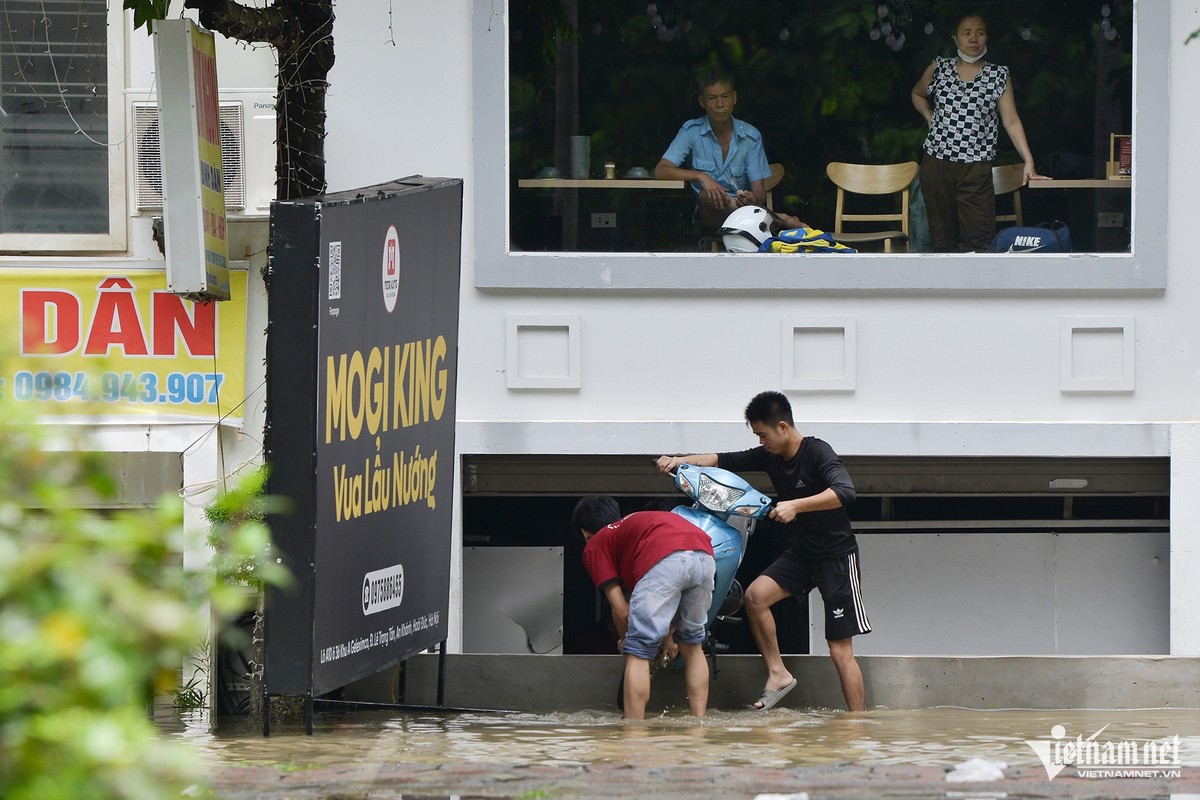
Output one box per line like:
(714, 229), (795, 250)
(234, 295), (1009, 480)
(328, 241), (342, 300)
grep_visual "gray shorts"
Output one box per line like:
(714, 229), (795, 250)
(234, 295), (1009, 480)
(623, 550), (716, 660)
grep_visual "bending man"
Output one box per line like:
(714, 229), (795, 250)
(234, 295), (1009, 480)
(573, 496), (716, 719)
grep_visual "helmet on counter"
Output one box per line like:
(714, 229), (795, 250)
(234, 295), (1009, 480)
(718, 205), (772, 252)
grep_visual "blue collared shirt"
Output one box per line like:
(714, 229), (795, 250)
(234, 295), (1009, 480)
(661, 116), (771, 198)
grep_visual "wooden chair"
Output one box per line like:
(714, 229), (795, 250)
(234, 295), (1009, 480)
(764, 163), (785, 210)
(825, 161), (919, 253)
(992, 163), (1025, 227)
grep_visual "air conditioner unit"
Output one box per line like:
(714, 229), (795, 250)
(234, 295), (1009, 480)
(133, 100), (244, 211)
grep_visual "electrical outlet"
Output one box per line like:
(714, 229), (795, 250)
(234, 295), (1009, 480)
(591, 213), (616, 228)
(1097, 212), (1123, 228)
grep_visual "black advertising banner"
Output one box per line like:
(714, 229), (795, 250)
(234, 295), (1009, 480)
(264, 178), (462, 697)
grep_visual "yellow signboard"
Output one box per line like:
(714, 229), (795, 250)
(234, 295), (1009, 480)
(153, 19), (231, 301)
(0, 269), (247, 423)
(192, 23), (230, 295)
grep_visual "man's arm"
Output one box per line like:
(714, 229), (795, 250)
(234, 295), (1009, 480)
(770, 441), (855, 523)
(769, 487), (843, 524)
(656, 454), (719, 474)
(655, 158), (731, 211)
(602, 582), (630, 645)
(735, 178), (767, 208)
(738, 131), (771, 208)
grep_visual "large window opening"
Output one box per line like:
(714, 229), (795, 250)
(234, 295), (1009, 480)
(476, 1), (1164, 291)
(509, 1), (1133, 254)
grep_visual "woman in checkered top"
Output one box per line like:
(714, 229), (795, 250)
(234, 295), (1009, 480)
(911, 13), (1049, 252)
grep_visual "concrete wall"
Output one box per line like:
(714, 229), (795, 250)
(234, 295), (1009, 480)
(343, 653), (1200, 714)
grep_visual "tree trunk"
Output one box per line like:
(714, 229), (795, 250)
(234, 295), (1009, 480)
(185, 0), (334, 200)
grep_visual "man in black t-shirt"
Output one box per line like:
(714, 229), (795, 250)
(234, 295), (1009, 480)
(657, 390), (871, 712)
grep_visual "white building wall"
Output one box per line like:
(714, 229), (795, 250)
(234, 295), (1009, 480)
(222, 1), (1199, 658)
(324, 1), (1200, 656)
(1, 1), (1168, 663)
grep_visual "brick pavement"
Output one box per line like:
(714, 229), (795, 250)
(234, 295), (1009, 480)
(204, 758), (1200, 799)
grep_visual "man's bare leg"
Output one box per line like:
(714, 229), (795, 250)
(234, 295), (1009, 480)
(698, 194), (734, 229)
(678, 642), (709, 717)
(743, 575), (795, 708)
(622, 655), (652, 720)
(827, 636), (864, 712)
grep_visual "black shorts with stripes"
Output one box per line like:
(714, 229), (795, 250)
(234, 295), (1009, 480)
(761, 548), (872, 641)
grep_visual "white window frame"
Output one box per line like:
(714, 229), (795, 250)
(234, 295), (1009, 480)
(473, 1), (1167, 293)
(0, 2), (127, 253)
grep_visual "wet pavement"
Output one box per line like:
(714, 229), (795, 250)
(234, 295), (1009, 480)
(161, 704), (1200, 799)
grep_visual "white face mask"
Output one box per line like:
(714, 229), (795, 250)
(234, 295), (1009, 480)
(957, 46), (987, 64)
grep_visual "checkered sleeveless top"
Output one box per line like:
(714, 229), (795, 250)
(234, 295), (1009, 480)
(922, 56), (1009, 163)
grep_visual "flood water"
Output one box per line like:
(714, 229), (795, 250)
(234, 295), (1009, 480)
(160, 704), (1200, 772)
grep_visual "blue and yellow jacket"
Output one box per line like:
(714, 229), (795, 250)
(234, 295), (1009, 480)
(758, 227), (857, 254)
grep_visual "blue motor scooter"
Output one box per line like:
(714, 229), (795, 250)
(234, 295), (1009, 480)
(613, 462), (772, 709)
(667, 462), (773, 651)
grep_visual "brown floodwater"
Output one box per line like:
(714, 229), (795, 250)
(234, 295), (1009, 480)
(159, 704), (1200, 772)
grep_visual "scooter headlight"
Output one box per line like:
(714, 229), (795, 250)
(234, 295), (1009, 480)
(697, 473), (746, 512)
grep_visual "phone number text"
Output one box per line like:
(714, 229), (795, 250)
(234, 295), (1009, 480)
(10, 371), (225, 405)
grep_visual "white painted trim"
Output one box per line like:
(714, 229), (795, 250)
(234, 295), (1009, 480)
(455, 421), (1171, 458)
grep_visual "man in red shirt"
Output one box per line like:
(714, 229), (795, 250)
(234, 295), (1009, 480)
(572, 496), (716, 719)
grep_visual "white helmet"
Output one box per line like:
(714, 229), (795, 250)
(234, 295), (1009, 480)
(719, 205), (772, 252)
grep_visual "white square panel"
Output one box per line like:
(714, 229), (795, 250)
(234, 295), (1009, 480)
(781, 317), (856, 392)
(1060, 317), (1135, 393)
(505, 315), (581, 389)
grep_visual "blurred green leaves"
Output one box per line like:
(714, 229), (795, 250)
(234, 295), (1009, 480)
(204, 465), (290, 597)
(0, 398), (287, 799)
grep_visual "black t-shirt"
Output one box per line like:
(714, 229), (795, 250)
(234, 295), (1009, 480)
(718, 436), (858, 559)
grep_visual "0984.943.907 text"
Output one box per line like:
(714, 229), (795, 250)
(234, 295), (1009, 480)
(5, 370), (224, 406)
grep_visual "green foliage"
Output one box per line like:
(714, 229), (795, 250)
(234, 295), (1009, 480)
(123, 0), (173, 33)
(171, 644), (208, 709)
(0, 409), (200, 799)
(203, 465), (290, 595)
(0, 399), (289, 798)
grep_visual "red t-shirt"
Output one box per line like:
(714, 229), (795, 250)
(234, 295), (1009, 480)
(582, 510), (714, 591)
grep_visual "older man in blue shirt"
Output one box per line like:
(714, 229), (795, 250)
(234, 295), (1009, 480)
(654, 69), (773, 228)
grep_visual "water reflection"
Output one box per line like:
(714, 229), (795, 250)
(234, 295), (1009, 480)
(160, 705), (1200, 772)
